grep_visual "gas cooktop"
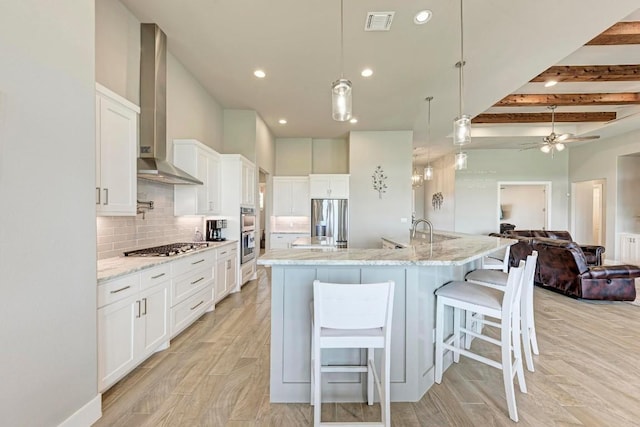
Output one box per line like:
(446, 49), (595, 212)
(123, 242), (210, 257)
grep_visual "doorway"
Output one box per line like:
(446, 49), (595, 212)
(571, 179), (605, 246)
(497, 182), (551, 232)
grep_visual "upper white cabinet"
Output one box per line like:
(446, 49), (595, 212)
(273, 177), (310, 216)
(95, 83), (139, 216)
(309, 174), (349, 199)
(619, 233), (640, 264)
(173, 139), (221, 216)
(222, 154), (256, 208)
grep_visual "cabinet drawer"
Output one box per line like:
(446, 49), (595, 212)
(242, 262), (255, 284)
(171, 285), (214, 338)
(140, 264), (171, 290)
(98, 273), (140, 308)
(217, 244), (237, 258)
(172, 252), (214, 277)
(171, 265), (214, 307)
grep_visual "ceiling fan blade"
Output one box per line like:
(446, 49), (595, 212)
(561, 135), (600, 143)
(519, 144), (543, 151)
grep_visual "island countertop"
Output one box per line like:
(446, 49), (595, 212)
(258, 231), (515, 266)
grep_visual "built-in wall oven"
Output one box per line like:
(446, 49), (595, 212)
(240, 207), (256, 264)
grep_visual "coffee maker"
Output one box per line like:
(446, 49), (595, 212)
(206, 219), (227, 241)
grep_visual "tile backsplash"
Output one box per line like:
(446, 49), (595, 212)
(97, 180), (204, 260)
(270, 216), (310, 233)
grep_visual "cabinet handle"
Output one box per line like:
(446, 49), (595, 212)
(191, 259), (205, 265)
(103, 188), (109, 205)
(142, 298), (147, 315)
(136, 300), (141, 318)
(209, 201), (213, 210)
(151, 273), (166, 279)
(190, 300), (204, 311)
(220, 251), (227, 255)
(96, 187), (101, 205)
(191, 277), (205, 285)
(227, 260), (231, 270)
(110, 285), (131, 294)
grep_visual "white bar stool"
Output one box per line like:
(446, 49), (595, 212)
(310, 280), (395, 427)
(466, 251), (539, 372)
(481, 244), (511, 272)
(435, 261), (526, 422)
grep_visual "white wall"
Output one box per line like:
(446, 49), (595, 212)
(312, 138), (348, 173)
(349, 131), (413, 248)
(0, 1), (99, 425)
(617, 155), (640, 234)
(569, 128), (640, 259)
(223, 109), (257, 159)
(455, 149), (569, 235)
(275, 138), (313, 175)
(96, 0), (225, 155)
(423, 154), (456, 231)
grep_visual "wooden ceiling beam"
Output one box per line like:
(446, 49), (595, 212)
(472, 112), (616, 124)
(495, 93), (640, 106)
(587, 22), (640, 45)
(531, 65), (640, 82)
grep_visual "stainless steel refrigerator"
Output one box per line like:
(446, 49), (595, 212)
(311, 199), (348, 248)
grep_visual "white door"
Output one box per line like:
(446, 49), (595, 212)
(592, 183), (603, 246)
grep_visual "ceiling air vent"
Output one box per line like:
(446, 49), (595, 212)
(365, 12), (395, 31)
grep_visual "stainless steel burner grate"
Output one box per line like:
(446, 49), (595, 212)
(123, 242), (210, 257)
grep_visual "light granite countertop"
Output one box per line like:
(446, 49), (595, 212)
(97, 240), (238, 284)
(290, 236), (337, 249)
(258, 231), (515, 266)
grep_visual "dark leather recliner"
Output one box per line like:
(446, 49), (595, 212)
(494, 234), (640, 301)
(505, 229), (605, 266)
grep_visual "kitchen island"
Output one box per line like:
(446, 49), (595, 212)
(258, 231), (514, 403)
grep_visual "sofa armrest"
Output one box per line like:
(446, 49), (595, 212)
(582, 264), (640, 280)
(580, 245), (605, 266)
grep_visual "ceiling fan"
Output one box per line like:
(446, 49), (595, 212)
(521, 105), (600, 155)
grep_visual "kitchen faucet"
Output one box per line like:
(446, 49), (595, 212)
(411, 218), (434, 242)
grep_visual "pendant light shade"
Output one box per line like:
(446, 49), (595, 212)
(332, 78), (352, 121)
(412, 166), (424, 188)
(453, 114), (471, 145)
(424, 165), (434, 180)
(455, 152), (467, 170)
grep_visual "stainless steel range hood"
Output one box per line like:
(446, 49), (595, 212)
(138, 23), (203, 185)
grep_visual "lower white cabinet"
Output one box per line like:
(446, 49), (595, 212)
(97, 264), (170, 392)
(215, 244), (238, 303)
(169, 251), (215, 338)
(270, 233), (310, 249)
(619, 233), (640, 264)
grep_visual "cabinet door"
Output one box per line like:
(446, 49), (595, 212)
(273, 179), (293, 215)
(290, 179), (310, 215)
(196, 151), (209, 214)
(96, 94), (137, 216)
(226, 253), (238, 291)
(215, 258), (226, 303)
(309, 176), (331, 198)
(242, 161), (256, 206)
(139, 282), (169, 359)
(207, 154), (221, 214)
(97, 295), (138, 391)
(329, 175), (349, 199)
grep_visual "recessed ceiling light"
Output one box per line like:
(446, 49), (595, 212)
(361, 68), (373, 78)
(350, 118), (358, 124)
(544, 80), (557, 87)
(254, 69), (266, 78)
(278, 119), (287, 124)
(414, 10), (432, 25)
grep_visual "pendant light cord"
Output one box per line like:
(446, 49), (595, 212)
(458, 0), (465, 118)
(340, 0), (345, 79)
(426, 97), (433, 164)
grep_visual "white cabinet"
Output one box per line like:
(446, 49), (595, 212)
(619, 233), (640, 264)
(242, 159), (256, 206)
(273, 177), (310, 216)
(309, 174), (349, 199)
(97, 264), (170, 391)
(215, 244), (238, 303)
(169, 251), (215, 338)
(221, 154), (256, 209)
(270, 233), (310, 249)
(95, 83), (138, 216)
(173, 139), (222, 215)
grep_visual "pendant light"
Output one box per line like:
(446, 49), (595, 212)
(424, 96), (434, 181)
(455, 151), (467, 170)
(412, 151), (424, 189)
(332, 0), (352, 121)
(453, 0), (470, 145)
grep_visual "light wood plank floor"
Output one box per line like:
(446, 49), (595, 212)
(94, 267), (640, 426)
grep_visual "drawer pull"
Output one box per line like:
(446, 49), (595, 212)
(191, 277), (205, 285)
(191, 259), (205, 265)
(190, 300), (204, 311)
(220, 251), (227, 255)
(151, 273), (166, 279)
(110, 285), (131, 294)
(142, 298), (147, 315)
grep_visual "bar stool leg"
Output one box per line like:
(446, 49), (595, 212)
(367, 347), (374, 406)
(434, 298), (445, 383)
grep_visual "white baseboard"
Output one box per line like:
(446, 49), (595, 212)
(58, 394), (101, 427)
